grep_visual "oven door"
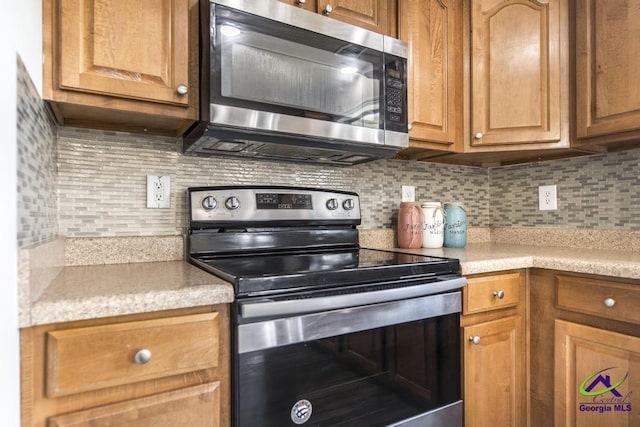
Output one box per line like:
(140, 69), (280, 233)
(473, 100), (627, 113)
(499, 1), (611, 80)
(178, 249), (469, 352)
(234, 291), (463, 427)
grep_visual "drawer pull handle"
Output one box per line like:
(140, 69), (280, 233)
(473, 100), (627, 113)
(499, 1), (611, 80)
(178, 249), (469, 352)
(323, 4), (333, 14)
(469, 336), (481, 345)
(603, 298), (616, 308)
(134, 349), (152, 364)
(493, 290), (505, 299)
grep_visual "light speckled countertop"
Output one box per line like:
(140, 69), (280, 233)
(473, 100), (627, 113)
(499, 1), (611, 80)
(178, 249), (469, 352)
(381, 243), (640, 279)
(27, 261), (234, 327)
(24, 243), (640, 327)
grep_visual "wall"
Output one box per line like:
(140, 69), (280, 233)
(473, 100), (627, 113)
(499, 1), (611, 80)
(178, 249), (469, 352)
(57, 128), (490, 236)
(56, 128), (640, 238)
(3, 1), (43, 425)
(490, 148), (640, 230)
(17, 60), (58, 247)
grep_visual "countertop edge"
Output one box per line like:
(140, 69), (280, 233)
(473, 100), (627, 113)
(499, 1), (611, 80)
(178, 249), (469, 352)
(22, 261), (235, 328)
(460, 256), (534, 276)
(29, 287), (235, 327)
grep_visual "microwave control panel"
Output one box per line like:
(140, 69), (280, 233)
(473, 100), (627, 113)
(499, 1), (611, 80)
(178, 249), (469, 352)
(384, 55), (407, 133)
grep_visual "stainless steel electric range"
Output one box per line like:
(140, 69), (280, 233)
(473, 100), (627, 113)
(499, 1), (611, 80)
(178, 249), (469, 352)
(187, 186), (466, 427)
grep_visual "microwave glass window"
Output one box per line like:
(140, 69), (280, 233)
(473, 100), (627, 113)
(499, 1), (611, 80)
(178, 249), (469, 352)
(211, 5), (384, 130)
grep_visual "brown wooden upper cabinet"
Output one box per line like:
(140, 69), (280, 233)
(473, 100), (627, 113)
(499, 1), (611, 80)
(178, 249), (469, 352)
(398, 0), (463, 151)
(43, 0), (199, 136)
(468, 0), (568, 149)
(574, 0), (640, 149)
(279, 0), (398, 36)
(397, 0), (574, 165)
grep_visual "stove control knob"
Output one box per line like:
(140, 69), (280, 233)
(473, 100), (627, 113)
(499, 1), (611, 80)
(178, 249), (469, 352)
(326, 198), (339, 210)
(342, 199), (355, 210)
(201, 196), (217, 211)
(225, 196), (240, 210)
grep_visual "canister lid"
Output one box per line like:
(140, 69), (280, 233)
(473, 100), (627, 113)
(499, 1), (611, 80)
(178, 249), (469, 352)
(421, 201), (442, 207)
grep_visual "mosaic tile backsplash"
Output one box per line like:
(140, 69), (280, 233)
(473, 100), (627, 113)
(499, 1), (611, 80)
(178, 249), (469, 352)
(489, 149), (640, 230)
(55, 127), (640, 236)
(16, 56), (58, 248)
(57, 128), (490, 236)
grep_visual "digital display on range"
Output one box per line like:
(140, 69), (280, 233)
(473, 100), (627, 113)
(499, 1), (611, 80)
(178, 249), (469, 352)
(256, 193), (313, 210)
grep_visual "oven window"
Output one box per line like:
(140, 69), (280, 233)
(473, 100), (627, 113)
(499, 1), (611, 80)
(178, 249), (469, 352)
(236, 314), (460, 426)
(211, 4), (384, 129)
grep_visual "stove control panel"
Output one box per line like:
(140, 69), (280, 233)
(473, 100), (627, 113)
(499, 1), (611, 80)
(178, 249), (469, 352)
(189, 187), (361, 223)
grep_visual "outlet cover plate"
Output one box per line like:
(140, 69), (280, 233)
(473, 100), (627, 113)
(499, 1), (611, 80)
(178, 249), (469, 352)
(538, 185), (557, 211)
(147, 175), (171, 209)
(401, 185), (416, 202)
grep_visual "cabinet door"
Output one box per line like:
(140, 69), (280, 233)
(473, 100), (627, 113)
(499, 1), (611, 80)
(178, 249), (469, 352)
(555, 320), (640, 427)
(463, 316), (525, 427)
(317, 0), (397, 36)
(575, 0), (640, 141)
(58, 0), (190, 106)
(470, 0), (564, 146)
(399, 0), (461, 148)
(47, 382), (220, 427)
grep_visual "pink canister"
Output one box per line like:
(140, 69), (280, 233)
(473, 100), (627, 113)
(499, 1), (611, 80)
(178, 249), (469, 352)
(397, 202), (424, 248)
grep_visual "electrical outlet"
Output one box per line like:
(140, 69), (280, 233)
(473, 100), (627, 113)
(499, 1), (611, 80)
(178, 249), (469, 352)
(147, 175), (171, 209)
(401, 185), (416, 202)
(538, 185), (557, 211)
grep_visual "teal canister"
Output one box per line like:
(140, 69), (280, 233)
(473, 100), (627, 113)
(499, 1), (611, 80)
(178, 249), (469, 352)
(444, 201), (467, 247)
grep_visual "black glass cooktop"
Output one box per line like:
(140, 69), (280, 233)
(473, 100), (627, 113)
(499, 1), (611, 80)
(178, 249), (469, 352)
(191, 248), (460, 297)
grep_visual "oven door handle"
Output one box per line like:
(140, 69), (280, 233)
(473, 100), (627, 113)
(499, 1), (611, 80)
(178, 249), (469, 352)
(238, 291), (462, 354)
(239, 276), (466, 319)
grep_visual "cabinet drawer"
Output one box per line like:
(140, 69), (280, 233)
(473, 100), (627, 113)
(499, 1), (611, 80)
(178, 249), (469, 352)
(46, 312), (219, 397)
(463, 272), (521, 315)
(48, 382), (220, 427)
(556, 275), (640, 325)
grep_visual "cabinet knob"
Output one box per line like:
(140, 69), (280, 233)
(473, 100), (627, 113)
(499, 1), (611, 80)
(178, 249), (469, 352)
(493, 290), (505, 299)
(407, 123), (413, 130)
(603, 297), (616, 308)
(474, 132), (483, 139)
(469, 336), (481, 345)
(133, 349), (152, 364)
(323, 4), (333, 14)
(176, 84), (189, 95)
(295, 0), (306, 4)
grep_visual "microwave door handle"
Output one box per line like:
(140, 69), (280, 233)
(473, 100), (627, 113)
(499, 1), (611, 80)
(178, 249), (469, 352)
(237, 291), (461, 354)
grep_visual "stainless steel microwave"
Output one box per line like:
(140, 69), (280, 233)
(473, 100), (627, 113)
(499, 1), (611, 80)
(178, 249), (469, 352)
(183, 0), (408, 166)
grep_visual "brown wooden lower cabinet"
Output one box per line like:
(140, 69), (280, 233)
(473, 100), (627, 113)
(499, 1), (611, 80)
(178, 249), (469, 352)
(48, 382), (220, 427)
(463, 316), (525, 427)
(530, 269), (640, 427)
(21, 305), (230, 427)
(555, 320), (640, 427)
(461, 270), (527, 427)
